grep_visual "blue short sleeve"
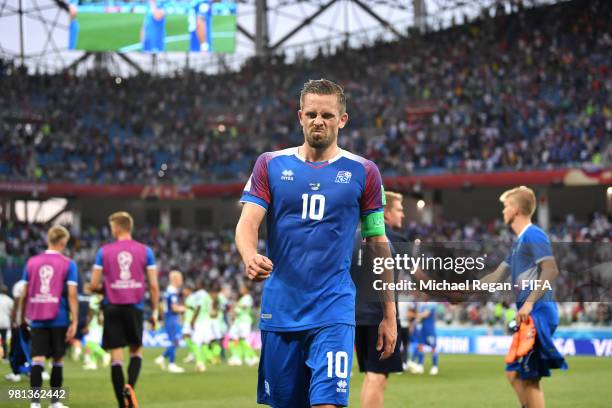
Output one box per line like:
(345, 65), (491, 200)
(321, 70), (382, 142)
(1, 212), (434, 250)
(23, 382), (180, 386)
(524, 228), (554, 264)
(67, 261), (78, 285)
(94, 248), (103, 268)
(503, 251), (512, 267)
(146, 247), (156, 268)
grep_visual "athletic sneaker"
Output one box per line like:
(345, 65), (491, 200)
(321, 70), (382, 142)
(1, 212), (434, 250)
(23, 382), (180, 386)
(154, 355), (166, 370)
(195, 362), (206, 372)
(183, 353), (195, 364)
(30, 403), (41, 408)
(4, 372), (21, 382)
(429, 366), (439, 376)
(49, 403), (70, 408)
(71, 346), (82, 361)
(410, 364), (424, 374)
(227, 356), (243, 366)
(167, 363), (185, 373)
(123, 384), (138, 408)
(246, 356), (259, 367)
(83, 362), (98, 370)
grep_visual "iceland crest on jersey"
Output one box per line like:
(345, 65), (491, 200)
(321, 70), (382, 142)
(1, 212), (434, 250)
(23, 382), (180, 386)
(335, 171), (352, 183)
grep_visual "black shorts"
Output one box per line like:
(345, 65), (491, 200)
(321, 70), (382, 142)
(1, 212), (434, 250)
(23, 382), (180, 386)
(355, 324), (403, 375)
(102, 304), (143, 350)
(31, 327), (68, 359)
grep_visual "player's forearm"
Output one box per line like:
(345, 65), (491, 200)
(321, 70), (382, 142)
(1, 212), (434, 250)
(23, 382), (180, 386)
(68, 287), (78, 326)
(367, 235), (397, 319)
(149, 285), (160, 313)
(525, 259), (558, 304)
(90, 267), (102, 292)
(171, 304), (186, 313)
(147, 267), (160, 312)
(382, 300), (397, 321)
(479, 263), (508, 284)
(235, 219), (259, 263)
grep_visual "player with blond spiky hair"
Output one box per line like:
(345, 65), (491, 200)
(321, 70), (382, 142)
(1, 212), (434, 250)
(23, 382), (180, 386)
(479, 186), (567, 408)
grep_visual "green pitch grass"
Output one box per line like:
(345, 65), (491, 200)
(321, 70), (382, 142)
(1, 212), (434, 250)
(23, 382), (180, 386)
(1, 351), (610, 407)
(75, 14), (235, 52)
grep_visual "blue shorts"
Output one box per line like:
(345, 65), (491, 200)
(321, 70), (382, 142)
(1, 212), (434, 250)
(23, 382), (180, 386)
(506, 344), (550, 379)
(419, 331), (437, 348)
(414, 329), (436, 348)
(257, 324), (355, 408)
(165, 321), (182, 343)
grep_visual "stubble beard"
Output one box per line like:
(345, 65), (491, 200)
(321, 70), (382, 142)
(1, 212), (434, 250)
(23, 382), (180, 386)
(305, 129), (336, 149)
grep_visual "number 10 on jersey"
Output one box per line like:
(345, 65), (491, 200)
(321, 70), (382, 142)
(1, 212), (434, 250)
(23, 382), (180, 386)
(301, 194), (325, 220)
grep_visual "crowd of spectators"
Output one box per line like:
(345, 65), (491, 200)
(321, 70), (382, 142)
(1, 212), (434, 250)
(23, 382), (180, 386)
(1, 212), (609, 326)
(1, 0), (610, 184)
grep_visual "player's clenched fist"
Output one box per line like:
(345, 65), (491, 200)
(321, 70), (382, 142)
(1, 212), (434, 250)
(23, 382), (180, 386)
(245, 254), (273, 281)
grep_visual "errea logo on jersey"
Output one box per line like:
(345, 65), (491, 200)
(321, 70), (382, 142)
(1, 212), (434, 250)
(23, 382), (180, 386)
(281, 169), (294, 181)
(335, 171), (352, 184)
(336, 380), (348, 393)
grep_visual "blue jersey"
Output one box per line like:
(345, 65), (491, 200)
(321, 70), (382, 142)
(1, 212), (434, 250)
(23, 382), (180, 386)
(188, 0), (212, 52)
(68, 0), (79, 50)
(164, 286), (181, 325)
(503, 224), (554, 306)
(418, 302), (436, 336)
(22, 256), (78, 328)
(142, 1), (167, 52)
(241, 147), (385, 331)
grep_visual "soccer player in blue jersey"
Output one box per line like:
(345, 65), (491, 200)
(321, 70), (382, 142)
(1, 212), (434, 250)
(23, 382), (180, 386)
(236, 79), (397, 408)
(141, 0), (167, 52)
(479, 186), (567, 408)
(155, 270), (186, 373)
(67, 0), (79, 50)
(188, 0), (212, 52)
(413, 300), (438, 375)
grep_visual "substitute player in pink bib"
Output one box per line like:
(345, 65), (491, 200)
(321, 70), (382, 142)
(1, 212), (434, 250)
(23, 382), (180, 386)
(90, 212), (160, 408)
(20, 226), (78, 408)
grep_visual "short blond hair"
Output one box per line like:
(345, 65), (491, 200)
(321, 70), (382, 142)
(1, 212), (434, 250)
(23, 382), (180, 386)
(500, 186), (536, 217)
(108, 211), (134, 233)
(384, 191), (403, 208)
(169, 270), (182, 280)
(47, 225), (70, 246)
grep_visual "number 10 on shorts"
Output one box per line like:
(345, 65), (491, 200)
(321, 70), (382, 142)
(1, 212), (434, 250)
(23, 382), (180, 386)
(326, 351), (348, 378)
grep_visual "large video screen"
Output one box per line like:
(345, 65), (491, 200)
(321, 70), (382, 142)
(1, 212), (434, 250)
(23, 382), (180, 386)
(67, 1), (237, 53)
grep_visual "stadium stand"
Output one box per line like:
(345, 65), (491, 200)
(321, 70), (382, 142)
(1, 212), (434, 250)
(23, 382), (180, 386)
(1, 0), (610, 184)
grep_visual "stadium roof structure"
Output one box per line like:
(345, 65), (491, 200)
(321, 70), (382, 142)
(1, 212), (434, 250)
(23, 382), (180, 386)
(0, 0), (562, 76)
